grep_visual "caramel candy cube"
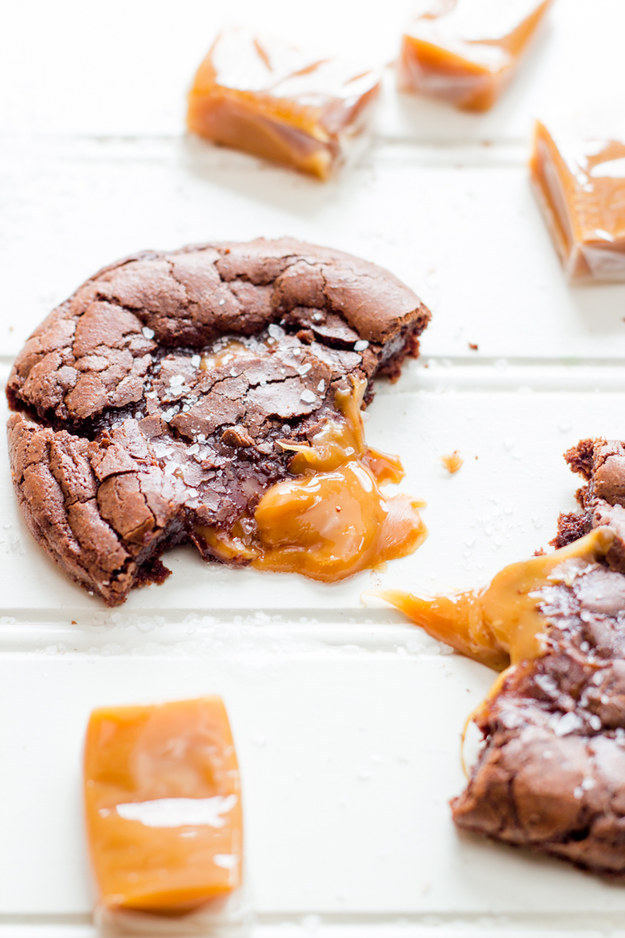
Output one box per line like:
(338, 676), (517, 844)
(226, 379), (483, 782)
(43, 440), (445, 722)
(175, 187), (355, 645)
(530, 120), (625, 282)
(399, 0), (552, 112)
(187, 28), (381, 179)
(84, 697), (242, 913)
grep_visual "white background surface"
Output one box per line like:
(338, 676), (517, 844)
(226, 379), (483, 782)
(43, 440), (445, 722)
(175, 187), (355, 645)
(2, 1), (625, 935)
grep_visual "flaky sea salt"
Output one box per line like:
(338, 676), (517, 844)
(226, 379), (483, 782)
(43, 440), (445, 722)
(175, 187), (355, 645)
(191, 354), (201, 368)
(552, 712), (581, 736)
(142, 326), (155, 339)
(354, 339), (369, 352)
(301, 390), (316, 404)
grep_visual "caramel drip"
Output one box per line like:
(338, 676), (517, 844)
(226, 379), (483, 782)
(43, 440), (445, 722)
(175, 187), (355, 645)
(441, 451), (463, 474)
(380, 527), (615, 671)
(196, 379), (426, 580)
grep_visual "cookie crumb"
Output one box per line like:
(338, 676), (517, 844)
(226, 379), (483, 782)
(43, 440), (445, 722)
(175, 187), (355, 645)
(442, 451), (463, 474)
(468, 342), (479, 351)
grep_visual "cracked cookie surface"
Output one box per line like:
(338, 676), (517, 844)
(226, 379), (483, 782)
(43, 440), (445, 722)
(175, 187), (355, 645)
(6, 238), (430, 605)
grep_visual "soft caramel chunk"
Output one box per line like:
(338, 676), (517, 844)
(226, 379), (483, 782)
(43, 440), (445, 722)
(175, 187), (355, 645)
(530, 120), (625, 281)
(398, 0), (552, 111)
(187, 28), (381, 179)
(381, 528), (614, 670)
(196, 379), (426, 580)
(84, 698), (242, 914)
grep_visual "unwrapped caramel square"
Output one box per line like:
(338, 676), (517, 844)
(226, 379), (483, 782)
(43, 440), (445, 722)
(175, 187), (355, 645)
(399, 0), (552, 112)
(187, 28), (381, 179)
(84, 697), (242, 914)
(530, 120), (625, 282)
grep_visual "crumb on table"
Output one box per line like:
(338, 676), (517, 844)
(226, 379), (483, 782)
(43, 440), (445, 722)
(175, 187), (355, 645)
(442, 451), (463, 474)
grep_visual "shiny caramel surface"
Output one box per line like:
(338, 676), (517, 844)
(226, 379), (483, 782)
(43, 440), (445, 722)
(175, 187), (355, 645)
(399, 0), (552, 111)
(381, 528), (614, 671)
(187, 27), (380, 178)
(200, 339), (254, 372)
(197, 379), (426, 581)
(84, 698), (242, 913)
(530, 120), (625, 281)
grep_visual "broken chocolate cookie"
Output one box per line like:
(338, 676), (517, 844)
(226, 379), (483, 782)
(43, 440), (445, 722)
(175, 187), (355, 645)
(380, 435), (625, 880)
(7, 238), (430, 605)
(383, 527), (625, 878)
(555, 438), (625, 573)
(451, 534), (625, 877)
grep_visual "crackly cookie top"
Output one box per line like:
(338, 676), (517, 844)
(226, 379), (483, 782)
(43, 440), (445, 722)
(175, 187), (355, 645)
(7, 238), (422, 426)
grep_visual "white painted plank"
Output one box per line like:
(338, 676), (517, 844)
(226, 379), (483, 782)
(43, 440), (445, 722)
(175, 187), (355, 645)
(2, 140), (625, 364)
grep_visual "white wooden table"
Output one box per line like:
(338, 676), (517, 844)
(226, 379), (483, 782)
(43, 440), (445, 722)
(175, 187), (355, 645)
(2, 1), (625, 935)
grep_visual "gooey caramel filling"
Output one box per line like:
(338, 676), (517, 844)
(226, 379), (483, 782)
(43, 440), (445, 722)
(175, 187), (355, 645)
(197, 380), (426, 581)
(380, 527), (614, 671)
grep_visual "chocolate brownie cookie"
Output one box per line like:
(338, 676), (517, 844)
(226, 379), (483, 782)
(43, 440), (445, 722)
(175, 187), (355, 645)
(451, 531), (625, 877)
(7, 238), (430, 605)
(555, 438), (625, 573)
(382, 436), (625, 879)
